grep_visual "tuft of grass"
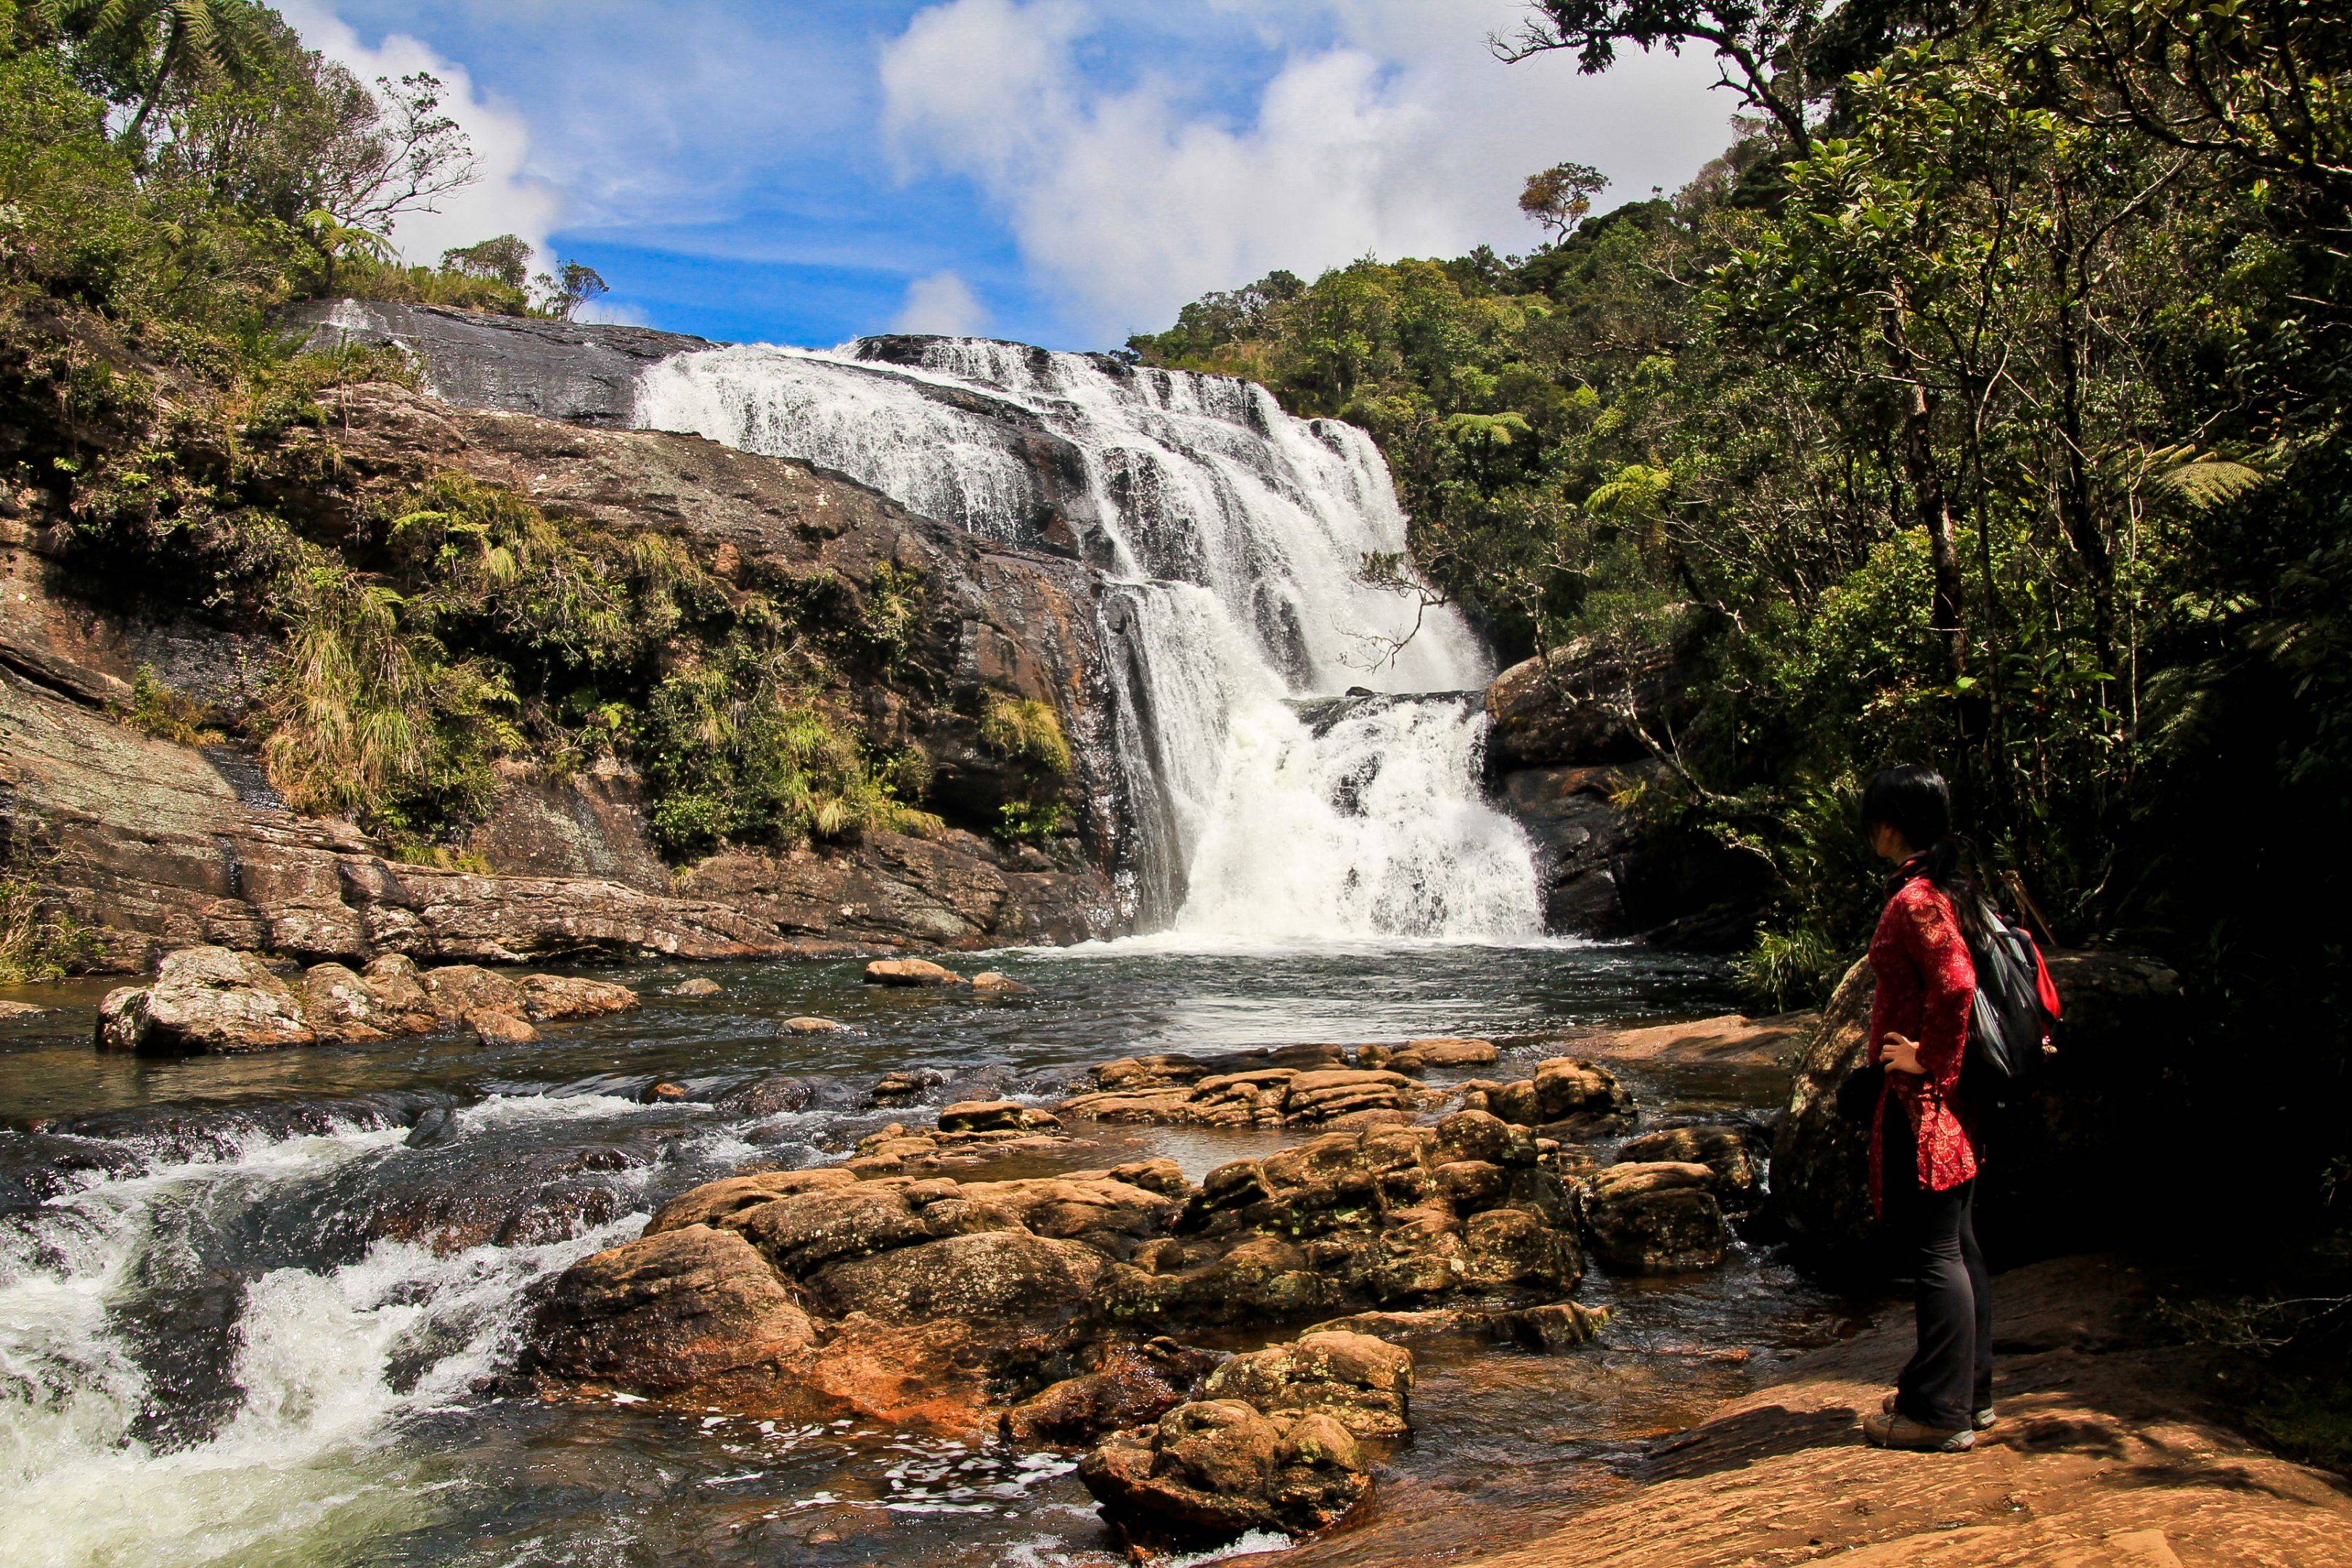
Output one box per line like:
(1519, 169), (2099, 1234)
(119, 665), (225, 746)
(997, 799), (1069, 844)
(979, 695), (1072, 778)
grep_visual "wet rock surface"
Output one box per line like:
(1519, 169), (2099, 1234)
(1455, 1055), (1637, 1139)
(92, 944), (637, 1054)
(1582, 1161), (1730, 1275)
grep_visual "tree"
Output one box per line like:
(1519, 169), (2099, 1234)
(1520, 160), (1609, 241)
(1498, 0), (1825, 155)
(309, 71), (475, 239)
(33, 0), (274, 139)
(536, 259), (608, 321)
(441, 233), (531, 291)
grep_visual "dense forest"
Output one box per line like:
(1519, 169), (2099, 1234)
(1133, 0), (2351, 1234)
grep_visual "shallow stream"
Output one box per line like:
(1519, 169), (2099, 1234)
(0, 939), (1857, 1568)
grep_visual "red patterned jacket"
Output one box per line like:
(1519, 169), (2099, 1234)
(1867, 867), (1980, 1214)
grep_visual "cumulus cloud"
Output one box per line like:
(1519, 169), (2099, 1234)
(894, 271), (989, 335)
(277, 0), (565, 272)
(881, 0), (1734, 339)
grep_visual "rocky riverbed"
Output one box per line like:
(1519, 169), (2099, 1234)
(0, 933), (2261, 1567)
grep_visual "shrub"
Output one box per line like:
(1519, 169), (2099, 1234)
(979, 695), (1072, 777)
(120, 665), (224, 745)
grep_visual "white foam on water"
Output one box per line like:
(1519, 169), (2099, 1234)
(0, 1108), (644, 1568)
(634, 335), (1540, 939)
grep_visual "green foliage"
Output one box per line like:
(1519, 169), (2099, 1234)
(121, 663), (222, 743)
(259, 552), (513, 843)
(0, 870), (91, 984)
(979, 695), (1072, 779)
(1732, 925), (1850, 1013)
(1133, 0), (2352, 1227)
(637, 653), (891, 857)
(996, 799), (1069, 844)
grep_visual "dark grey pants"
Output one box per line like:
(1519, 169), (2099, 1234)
(1882, 1100), (1993, 1429)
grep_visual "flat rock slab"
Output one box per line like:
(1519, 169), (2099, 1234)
(1449, 1256), (2352, 1568)
(1559, 1011), (1816, 1067)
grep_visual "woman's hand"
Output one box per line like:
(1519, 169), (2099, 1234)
(1881, 1032), (1926, 1075)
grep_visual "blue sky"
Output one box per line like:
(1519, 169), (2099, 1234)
(282, 1), (1736, 351)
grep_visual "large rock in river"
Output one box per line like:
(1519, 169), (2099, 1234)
(1771, 948), (2189, 1271)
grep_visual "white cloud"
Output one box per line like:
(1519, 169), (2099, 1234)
(881, 0), (1735, 340)
(894, 271), (989, 335)
(277, 0), (565, 274)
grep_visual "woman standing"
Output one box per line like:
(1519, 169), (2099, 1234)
(1856, 765), (1994, 1453)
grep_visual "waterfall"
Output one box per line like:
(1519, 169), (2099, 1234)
(634, 335), (1539, 941)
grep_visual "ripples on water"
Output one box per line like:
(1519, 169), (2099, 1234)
(0, 942), (1852, 1568)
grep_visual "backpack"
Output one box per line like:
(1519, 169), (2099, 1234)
(1962, 902), (2062, 1111)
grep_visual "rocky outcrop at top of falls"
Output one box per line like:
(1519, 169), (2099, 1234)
(0, 370), (1130, 971)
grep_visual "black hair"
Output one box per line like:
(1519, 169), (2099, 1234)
(1861, 764), (1985, 931)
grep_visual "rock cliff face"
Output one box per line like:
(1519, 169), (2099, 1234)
(1, 373), (1132, 970)
(1481, 635), (1773, 947)
(281, 299), (712, 426)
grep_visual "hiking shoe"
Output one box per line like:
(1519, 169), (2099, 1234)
(1863, 1410), (1975, 1452)
(1883, 1392), (1996, 1431)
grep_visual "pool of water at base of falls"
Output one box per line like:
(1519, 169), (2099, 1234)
(0, 939), (1861, 1568)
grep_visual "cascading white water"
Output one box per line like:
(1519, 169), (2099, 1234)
(635, 335), (1539, 940)
(0, 1101), (651, 1567)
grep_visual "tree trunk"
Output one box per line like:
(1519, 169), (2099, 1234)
(2051, 195), (2116, 672)
(1882, 295), (1967, 680)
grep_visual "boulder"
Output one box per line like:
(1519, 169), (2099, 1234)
(1617, 1124), (1763, 1206)
(0, 999), (47, 1020)
(846, 1117), (1069, 1175)
(1574, 1011), (1813, 1067)
(937, 1100), (1058, 1135)
(420, 963), (525, 1022)
(663, 977), (723, 997)
(645, 1167), (862, 1236)
(1059, 1064), (1439, 1129)
(517, 973), (640, 1021)
(1456, 1055), (1635, 1136)
(360, 954), (433, 1019)
(1079, 1400), (1371, 1546)
(1771, 949), (2189, 1272)
(467, 1008), (539, 1045)
(1375, 1037), (1500, 1074)
(1199, 1331), (1412, 1440)
(970, 971), (1030, 993)
(1583, 1161), (1728, 1275)
(713, 1074), (819, 1118)
(1490, 1300), (1612, 1352)
(1003, 1339), (1221, 1445)
(525, 1225), (820, 1399)
(782, 1015), (846, 1033)
(864, 958), (970, 987)
(92, 946), (314, 1053)
(871, 1069), (942, 1101)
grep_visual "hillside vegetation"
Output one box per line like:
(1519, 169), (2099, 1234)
(0, 0), (1003, 962)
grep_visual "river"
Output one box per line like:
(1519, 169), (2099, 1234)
(0, 939), (1854, 1568)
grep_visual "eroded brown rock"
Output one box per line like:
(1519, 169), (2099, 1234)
(89, 944), (639, 1054)
(864, 957), (970, 987)
(1060, 1063), (1439, 1129)
(1456, 1055), (1636, 1138)
(1079, 1400), (1373, 1546)
(1583, 1161), (1728, 1275)
(1199, 1331), (1412, 1439)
